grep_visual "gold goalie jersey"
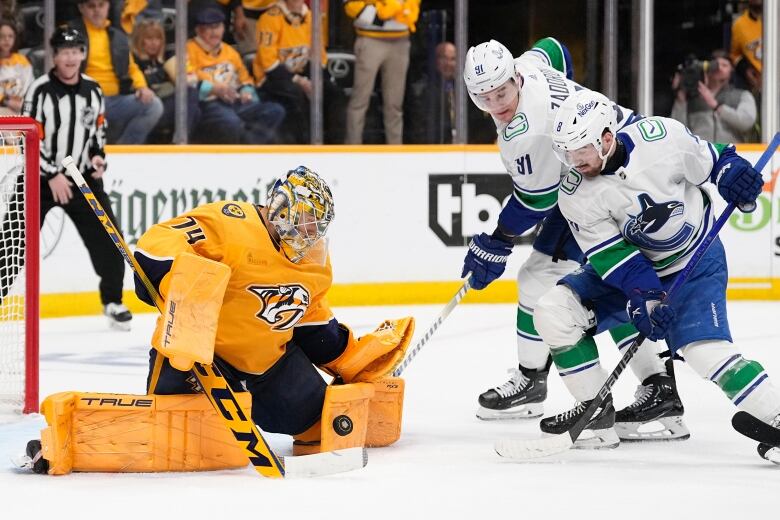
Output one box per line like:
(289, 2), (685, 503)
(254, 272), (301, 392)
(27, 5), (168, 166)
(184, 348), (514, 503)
(134, 201), (334, 374)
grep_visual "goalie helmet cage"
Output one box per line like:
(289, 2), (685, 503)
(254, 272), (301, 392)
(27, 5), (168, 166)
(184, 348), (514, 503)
(0, 116), (40, 414)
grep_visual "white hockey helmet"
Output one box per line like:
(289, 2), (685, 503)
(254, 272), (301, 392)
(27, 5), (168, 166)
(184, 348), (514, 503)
(463, 40), (518, 112)
(551, 89), (618, 173)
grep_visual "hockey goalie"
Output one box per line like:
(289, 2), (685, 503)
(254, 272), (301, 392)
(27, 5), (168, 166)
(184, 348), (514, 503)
(22, 166), (414, 475)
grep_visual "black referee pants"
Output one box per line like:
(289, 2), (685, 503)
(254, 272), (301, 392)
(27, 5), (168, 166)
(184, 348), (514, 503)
(0, 175), (125, 305)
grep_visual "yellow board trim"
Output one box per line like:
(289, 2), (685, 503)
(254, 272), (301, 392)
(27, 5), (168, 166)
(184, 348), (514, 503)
(38, 277), (780, 319)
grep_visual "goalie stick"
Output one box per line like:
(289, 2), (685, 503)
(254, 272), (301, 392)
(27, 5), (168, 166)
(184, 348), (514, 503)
(495, 132), (780, 460)
(390, 273), (471, 377)
(60, 156), (367, 479)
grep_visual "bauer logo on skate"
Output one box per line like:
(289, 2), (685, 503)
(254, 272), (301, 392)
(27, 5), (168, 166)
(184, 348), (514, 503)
(248, 284), (310, 330)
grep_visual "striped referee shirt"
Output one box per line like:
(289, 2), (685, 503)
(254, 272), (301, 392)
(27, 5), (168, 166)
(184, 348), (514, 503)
(23, 71), (106, 179)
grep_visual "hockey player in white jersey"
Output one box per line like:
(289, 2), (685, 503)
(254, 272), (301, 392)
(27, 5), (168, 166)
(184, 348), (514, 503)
(461, 38), (688, 441)
(532, 88), (780, 457)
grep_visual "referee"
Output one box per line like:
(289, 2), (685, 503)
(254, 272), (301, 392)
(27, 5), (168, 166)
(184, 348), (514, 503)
(21, 27), (131, 330)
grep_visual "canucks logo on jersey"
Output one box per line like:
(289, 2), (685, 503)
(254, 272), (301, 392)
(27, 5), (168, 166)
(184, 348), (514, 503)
(248, 284), (310, 331)
(623, 193), (694, 251)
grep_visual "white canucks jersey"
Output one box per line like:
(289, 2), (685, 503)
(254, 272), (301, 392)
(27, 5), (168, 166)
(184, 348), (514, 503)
(557, 116), (724, 282)
(494, 50), (639, 222)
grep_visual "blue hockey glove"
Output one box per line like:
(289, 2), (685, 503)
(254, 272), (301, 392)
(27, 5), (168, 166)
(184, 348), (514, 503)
(626, 289), (675, 341)
(462, 233), (513, 290)
(715, 157), (764, 212)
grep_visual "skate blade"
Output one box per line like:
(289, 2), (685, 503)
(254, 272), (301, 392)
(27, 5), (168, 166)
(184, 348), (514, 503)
(615, 415), (691, 442)
(760, 446), (780, 465)
(571, 427), (620, 450)
(477, 403), (543, 421)
(10, 454), (33, 470)
(108, 319), (132, 332)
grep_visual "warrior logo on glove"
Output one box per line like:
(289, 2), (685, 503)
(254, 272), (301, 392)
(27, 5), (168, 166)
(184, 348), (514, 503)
(248, 284), (311, 330)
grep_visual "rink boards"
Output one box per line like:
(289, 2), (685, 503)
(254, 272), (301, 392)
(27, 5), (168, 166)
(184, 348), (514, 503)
(35, 144), (780, 317)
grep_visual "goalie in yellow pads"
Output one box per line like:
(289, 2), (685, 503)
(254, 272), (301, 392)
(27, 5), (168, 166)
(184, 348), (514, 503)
(26, 166), (413, 474)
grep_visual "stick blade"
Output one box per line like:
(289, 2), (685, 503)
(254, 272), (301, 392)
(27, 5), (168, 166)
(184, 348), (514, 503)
(281, 447), (368, 478)
(494, 434), (574, 460)
(732, 411), (780, 446)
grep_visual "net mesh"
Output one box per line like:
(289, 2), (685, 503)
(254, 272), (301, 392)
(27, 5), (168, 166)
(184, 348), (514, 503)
(0, 130), (28, 414)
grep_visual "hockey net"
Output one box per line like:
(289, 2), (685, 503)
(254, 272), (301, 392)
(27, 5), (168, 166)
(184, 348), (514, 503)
(0, 116), (39, 416)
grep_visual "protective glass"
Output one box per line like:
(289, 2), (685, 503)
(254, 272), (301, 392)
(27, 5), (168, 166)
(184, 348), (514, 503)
(553, 142), (601, 172)
(468, 78), (518, 113)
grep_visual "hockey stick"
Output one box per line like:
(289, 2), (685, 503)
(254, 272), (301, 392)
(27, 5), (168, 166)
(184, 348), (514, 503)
(390, 272), (471, 377)
(61, 156), (367, 478)
(495, 132), (780, 460)
(731, 411), (780, 447)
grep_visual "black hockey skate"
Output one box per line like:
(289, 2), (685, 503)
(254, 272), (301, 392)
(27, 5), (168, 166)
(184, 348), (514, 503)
(476, 357), (551, 420)
(540, 394), (619, 449)
(12, 440), (49, 474)
(615, 362), (690, 442)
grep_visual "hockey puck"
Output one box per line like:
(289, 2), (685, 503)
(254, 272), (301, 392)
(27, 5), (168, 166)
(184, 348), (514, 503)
(333, 415), (353, 436)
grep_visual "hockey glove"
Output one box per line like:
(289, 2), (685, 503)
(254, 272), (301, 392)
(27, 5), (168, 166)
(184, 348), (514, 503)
(626, 289), (675, 341)
(715, 157), (764, 212)
(462, 233), (513, 290)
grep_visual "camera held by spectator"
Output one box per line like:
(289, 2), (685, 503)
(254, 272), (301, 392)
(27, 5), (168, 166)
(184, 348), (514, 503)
(676, 54), (710, 99)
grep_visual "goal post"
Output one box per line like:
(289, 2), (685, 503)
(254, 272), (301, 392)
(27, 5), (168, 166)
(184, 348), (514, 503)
(0, 116), (40, 415)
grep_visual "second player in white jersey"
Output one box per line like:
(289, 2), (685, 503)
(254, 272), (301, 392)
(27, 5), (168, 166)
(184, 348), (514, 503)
(557, 116), (717, 279)
(531, 89), (780, 457)
(460, 38), (686, 441)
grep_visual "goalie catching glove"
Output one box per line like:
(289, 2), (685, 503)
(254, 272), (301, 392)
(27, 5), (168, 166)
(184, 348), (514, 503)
(323, 317), (415, 382)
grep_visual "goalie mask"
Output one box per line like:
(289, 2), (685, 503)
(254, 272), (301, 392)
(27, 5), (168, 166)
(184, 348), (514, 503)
(266, 166), (334, 263)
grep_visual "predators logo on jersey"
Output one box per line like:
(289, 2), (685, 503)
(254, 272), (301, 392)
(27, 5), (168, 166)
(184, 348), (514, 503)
(248, 284), (311, 331)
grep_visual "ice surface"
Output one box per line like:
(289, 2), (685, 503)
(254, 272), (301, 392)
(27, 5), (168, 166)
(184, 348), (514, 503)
(2, 302), (778, 518)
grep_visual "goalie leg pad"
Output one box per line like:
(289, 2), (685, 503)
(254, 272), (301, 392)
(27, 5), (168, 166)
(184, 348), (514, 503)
(323, 317), (415, 382)
(366, 377), (405, 447)
(39, 391), (253, 475)
(151, 252), (231, 372)
(293, 383), (374, 455)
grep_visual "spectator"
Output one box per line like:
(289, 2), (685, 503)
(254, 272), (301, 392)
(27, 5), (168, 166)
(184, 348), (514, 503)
(188, 7), (284, 143)
(254, 0), (343, 143)
(189, 0), (243, 42)
(234, 0), (278, 55)
(730, 0), (762, 94)
(0, 27), (132, 330)
(405, 41), (456, 144)
(71, 0), (163, 144)
(0, 19), (32, 115)
(343, 0), (420, 144)
(131, 17), (200, 142)
(0, 1), (22, 37)
(671, 50), (757, 143)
